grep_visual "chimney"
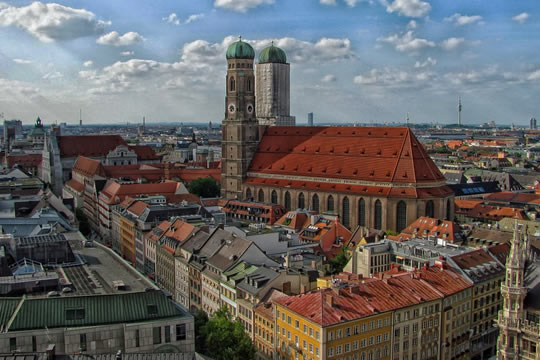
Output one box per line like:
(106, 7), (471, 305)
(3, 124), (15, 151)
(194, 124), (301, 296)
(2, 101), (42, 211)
(282, 281), (291, 295)
(311, 215), (317, 225)
(311, 260), (317, 270)
(325, 293), (334, 307)
(300, 284), (307, 294)
(422, 262), (429, 270)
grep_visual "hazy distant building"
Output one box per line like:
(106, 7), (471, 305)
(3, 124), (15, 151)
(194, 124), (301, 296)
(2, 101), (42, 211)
(530, 117), (537, 130)
(3, 119), (22, 150)
(255, 42), (295, 126)
(307, 112), (314, 126)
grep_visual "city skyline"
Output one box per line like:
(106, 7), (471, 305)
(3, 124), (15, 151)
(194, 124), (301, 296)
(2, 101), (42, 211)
(0, 0), (539, 125)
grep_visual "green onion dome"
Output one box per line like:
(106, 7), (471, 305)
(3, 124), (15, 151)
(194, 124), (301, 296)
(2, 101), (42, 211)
(258, 42), (287, 64)
(226, 37), (255, 60)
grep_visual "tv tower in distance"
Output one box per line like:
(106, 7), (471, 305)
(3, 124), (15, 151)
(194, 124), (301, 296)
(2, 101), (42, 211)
(458, 97), (462, 128)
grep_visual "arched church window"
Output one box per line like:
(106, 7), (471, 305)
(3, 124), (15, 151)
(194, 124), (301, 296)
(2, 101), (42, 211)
(358, 198), (366, 227)
(271, 190), (278, 204)
(258, 189), (264, 202)
(342, 197), (350, 228)
(298, 193), (305, 209)
(247, 78), (252, 92)
(312, 194), (319, 213)
(230, 77), (235, 91)
(446, 199), (451, 220)
(425, 200), (434, 218)
(374, 200), (382, 230)
(327, 195), (334, 212)
(284, 192), (291, 211)
(396, 201), (407, 232)
(246, 188), (252, 200)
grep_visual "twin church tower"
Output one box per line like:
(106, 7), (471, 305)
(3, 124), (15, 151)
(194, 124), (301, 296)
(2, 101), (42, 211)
(221, 37), (295, 199)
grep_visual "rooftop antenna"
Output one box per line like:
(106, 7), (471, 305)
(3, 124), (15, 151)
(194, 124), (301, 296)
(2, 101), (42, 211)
(143, 116), (145, 129)
(79, 109), (82, 127)
(406, 112), (410, 128)
(458, 97), (462, 128)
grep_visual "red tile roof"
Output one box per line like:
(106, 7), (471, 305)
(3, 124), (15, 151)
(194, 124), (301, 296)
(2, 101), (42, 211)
(65, 179), (84, 193)
(164, 218), (195, 242)
(146, 220), (171, 243)
(6, 154), (42, 168)
(455, 199), (483, 210)
(391, 216), (462, 243)
(129, 145), (160, 161)
(487, 243), (511, 264)
(99, 180), (181, 205)
(57, 135), (126, 158)
(73, 156), (105, 177)
(484, 192), (540, 205)
(127, 200), (149, 216)
(275, 211), (311, 231)
(102, 164), (220, 183)
(459, 203), (528, 221)
(249, 127), (445, 185)
(276, 265), (471, 327)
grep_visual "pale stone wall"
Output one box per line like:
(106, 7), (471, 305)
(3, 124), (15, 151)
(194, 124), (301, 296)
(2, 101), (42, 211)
(255, 63), (295, 126)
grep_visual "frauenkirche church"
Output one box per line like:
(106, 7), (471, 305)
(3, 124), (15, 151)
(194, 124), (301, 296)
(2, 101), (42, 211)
(221, 37), (454, 233)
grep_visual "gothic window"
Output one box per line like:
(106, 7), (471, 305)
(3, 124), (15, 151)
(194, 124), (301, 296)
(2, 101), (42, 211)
(271, 190), (278, 204)
(446, 199), (451, 220)
(258, 189), (264, 202)
(246, 188), (252, 200)
(342, 197), (350, 228)
(425, 200), (434, 218)
(397, 201), (407, 232)
(284, 191), (291, 211)
(298, 193), (305, 209)
(247, 78), (252, 92)
(358, 198), (366, 227)
(230, 77), (236, 91)
(374, 200), (382, 230)
(312, 194), (320, 213)
(327, 195), (334, 213)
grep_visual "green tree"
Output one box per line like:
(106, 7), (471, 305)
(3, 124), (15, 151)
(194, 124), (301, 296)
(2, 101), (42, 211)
(327, 246), (349, 275)
(200, 308), (256, 360)
(76, 208), (90, 236)
(188, 177), (221, 198)
(194, 311), (209, 354)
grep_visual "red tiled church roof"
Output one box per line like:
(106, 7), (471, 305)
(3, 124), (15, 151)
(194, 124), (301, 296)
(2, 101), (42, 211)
(73, 156), (105, 177)
(6, 154), (42, 168)
(57, 135), (126, 158)
(129, 145), (160, 161)
(248, 127), (445, 185)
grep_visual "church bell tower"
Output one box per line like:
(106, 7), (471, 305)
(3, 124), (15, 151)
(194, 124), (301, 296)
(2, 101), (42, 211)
(221, 37), (259, 199)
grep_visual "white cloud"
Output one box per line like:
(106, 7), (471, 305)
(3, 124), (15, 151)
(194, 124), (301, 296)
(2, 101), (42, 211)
(414, 57), (436, 68)
(43, 71), (63, 79)
(527, 70), (540, 81)
(345, 0), (371, 6)
(441, 37), (465, 50)
(0, 78), (40, 101)
(81, 35), (354, 95)
(406, 20), (417, 29)
(444, 66), (521, 87)
(378, 31), (435, 54)
(321, 74), (337, 82)
(444, 13), (484, 26)
(83, 60), (93, 68)
(512, 12), (529, 24)
(320, 0), (337, 5)
(381, 0), (431, 18)
(0, 2), (108, 42)
(353, 67), (434, 86)
(97, 31), (145, 46)
(214, 0), (274, 13)
(186, 14), (205, 24)
(13, 58), (32, 64)
(121, 51), (135, 56)
(163, 13), (180, 25)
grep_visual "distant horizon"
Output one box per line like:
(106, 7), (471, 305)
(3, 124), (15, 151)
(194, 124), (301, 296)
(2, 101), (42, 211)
(0, 1), (539, 126)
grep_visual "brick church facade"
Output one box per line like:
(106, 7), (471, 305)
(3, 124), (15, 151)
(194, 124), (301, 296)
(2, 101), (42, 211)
(221, 38), (453, 232)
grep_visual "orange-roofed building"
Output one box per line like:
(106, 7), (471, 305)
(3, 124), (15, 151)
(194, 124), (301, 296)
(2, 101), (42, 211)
(5, 153), (42, 176)
(274, 264), (471, 360)
(145, 220), (171, 276)
(273, 210), (313, 232)
(63, 156), (106, 210)
(455, 201), (528, 225)
(156, 219), (197, 296)
(97, 180), (186, 240)
(299, 215), (352, 259)
(387, 216), (463, 243)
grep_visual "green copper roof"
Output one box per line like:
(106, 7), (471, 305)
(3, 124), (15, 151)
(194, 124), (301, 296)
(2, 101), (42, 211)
(226, 38), (255, 60)
(259, 43), (287, 64)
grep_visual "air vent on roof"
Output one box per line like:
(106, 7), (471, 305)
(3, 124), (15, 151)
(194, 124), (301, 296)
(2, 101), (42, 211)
(386, 171), (390, 177)
(403, 172), (408, 178)
(330, 147), (334, 153)
(353, 169), (358, 175)
(352, 131), (356, 135)
(296, 130), (300, 135)
(302, 146), (306, 152)
(377, 150), (382, 155)
(322, 168), (327, 173)
(281, 164), (285, 170)
(393, 151), (398, 156)
(276, 147), (280, 151)
(316, 147), (320, 153)
(266, 146), (271, 151)
(284, 131), (287, 135)
(336, 169), (341, 174)
(345, 147), (349, 154)
(384, 131), (388, 136)
(308, 167), (312, 172)
(337, 131), (341, 135)
(370, 171), (374, 176)
(368, 131), (371, 136)
(361, 149), (365, 154)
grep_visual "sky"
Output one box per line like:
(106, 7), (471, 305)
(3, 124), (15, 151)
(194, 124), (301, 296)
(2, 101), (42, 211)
(0, 0), (539, 126)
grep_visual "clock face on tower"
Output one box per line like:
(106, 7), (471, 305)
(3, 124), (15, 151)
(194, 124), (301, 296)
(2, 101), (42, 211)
(228, 104), (236, 113)
(247, 104), (254, 114)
